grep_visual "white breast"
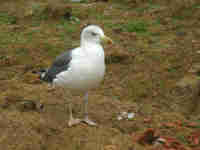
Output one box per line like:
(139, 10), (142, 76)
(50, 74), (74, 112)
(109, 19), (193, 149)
(53, 45), (105, 92)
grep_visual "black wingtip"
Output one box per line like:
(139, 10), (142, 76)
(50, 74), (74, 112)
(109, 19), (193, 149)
(32, 68), (48, 80)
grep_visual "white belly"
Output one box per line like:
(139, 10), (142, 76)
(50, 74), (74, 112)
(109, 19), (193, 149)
(53, 58), (105, 92)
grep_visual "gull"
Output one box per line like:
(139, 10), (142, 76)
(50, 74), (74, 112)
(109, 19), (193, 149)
(39, 25), (113, 126)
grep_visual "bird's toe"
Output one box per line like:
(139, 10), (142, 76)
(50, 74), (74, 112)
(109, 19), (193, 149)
(68, 118), (81, 127)
(82, 117), (97, 126)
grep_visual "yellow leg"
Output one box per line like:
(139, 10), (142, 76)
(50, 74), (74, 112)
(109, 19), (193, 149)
(68, 103), (81, 127)
(82, 92), (97, 126)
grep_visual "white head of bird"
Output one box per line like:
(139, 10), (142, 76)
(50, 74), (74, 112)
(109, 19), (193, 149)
(81, 25), (113, 46)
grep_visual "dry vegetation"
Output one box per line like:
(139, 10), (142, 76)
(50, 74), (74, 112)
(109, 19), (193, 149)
(0, 0), (200, 149)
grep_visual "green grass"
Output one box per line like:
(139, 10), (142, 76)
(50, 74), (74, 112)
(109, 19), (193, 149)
(56, 22), (77, 41)
(153, 17), (162, 25)
(124, 21), (148, 33)
(25, 29), (41, 42)
(192, 4), (200, 9)
(134, 3), (162, 13)
(43, 42), (65, 57)
(80, 0), (89, 3)
(58, 18), (79, 32)
(31, 3), (49, 21)
(0, 30), (28, 48)
(16, 48), (29, 56)
(167, 67), (178, 73)
(105, 20), (149, 35)
(0, 12), (17, 25)
(172, 15), (185, 21)
(96, 14), (106, 20)
(69, 16), (80, 24)
(177, 135), (189, 144)
(64, 0), (89, 3)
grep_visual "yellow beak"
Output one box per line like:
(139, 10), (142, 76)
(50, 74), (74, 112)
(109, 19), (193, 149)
(100, 35), (113, 44)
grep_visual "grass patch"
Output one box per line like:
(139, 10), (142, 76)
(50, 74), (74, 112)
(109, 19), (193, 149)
(172, 15), (185, 21)
(59, 18), (79, 30)
(64, 0), (89, 3)
(25, 29), (41, 42)
(96, 14), (106, 20)
(177, 135), (189, 144)
(167, 65), (181, 73)
(30, 2), (47, 20)
(105, 20), (149, 35)
(0, 12), (17, 25)
(55, 20), (78, 42)
(192, 4), (200, 9)
(43, 42), (64, 57)
(0, 30), (28, 48)
(16, 48), (29, 56)
(134, 3), (162, 13)
(124, 21), (148, 33)
(153, 17), (162, 25)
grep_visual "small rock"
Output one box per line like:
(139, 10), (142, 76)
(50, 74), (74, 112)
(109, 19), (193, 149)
(17, 100), (37, 112)
(176, 75), (199, 88)
(188, 63), (200, 74)
(117, 111), (135, 120)
(121, 111), (128, 116)
(39, 103), (44, 110)
(172, 75), (200, 114)
(63, 12), (72, 20)
(156, 137), (166, 144)
(17, 100), (44, 112)
(117, 116), (123, 121)
(1, 102), (10, 109)
(38, 103), (45, 112)
(104, 145), (117, 150)
(113, 28), (123, 33)
(176, 31), (186, 36)
(127, 113), (135, 119)
(136, 128), (160, 145)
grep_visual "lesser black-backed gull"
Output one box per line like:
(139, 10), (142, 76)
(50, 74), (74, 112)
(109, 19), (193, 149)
(39, 25), (113, 126)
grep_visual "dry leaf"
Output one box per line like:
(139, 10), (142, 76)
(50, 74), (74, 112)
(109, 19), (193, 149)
(136, 128), (159, 145)
(104, 145), (117, 150)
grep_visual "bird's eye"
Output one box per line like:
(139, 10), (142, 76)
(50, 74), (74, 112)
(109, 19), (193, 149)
(91, 32), (97, 36)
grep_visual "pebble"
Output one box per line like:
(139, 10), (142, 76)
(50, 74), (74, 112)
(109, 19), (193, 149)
(117, 112), (135, 120)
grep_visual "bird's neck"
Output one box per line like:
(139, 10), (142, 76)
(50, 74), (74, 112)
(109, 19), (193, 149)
(81, 42), (104, 61)
(82, 42), (102, 52)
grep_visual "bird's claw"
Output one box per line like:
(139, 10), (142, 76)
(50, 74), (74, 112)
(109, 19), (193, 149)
(68, 118), (81, 127)
(82, 117), (97, 126)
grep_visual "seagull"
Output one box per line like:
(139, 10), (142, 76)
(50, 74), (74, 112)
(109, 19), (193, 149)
(39, 25), (113, 127)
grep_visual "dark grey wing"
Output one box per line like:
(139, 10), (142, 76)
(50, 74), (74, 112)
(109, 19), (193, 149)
(41, 50), (72, 83)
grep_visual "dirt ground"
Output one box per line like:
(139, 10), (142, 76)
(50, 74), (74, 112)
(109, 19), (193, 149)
(1, 0), (200, 150)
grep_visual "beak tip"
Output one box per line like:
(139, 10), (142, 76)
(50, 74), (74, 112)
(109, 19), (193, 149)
(108, 40), (113, 44)
(102, 35), (113, 44)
